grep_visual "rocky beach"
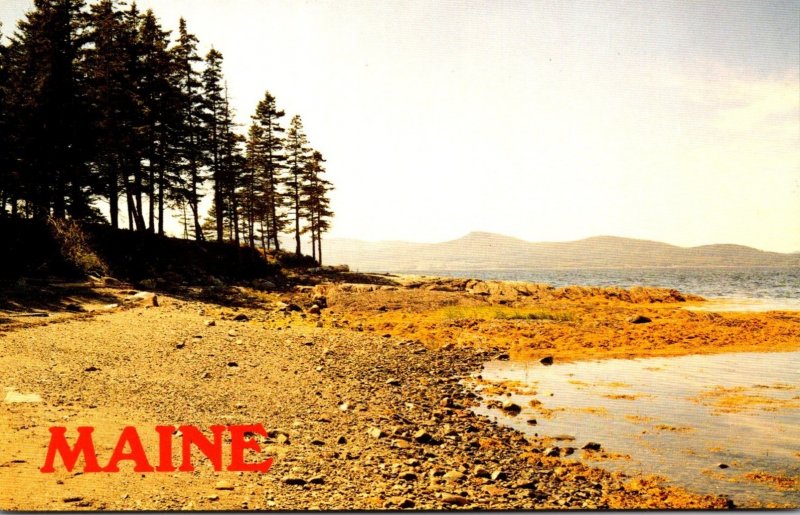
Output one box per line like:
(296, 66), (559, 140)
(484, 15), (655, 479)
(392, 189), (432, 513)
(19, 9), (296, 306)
(1, 273), (798, 510)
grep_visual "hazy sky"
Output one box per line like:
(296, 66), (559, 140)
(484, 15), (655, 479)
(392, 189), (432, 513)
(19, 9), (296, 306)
(2, 0), (799, 252)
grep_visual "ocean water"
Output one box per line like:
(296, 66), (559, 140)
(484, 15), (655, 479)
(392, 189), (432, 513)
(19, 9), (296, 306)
(400, 267), (800, 302)
(473, 352), (800, 508)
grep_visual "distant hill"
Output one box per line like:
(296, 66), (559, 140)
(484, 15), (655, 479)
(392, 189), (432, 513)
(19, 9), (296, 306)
(323, 232), (800, 271)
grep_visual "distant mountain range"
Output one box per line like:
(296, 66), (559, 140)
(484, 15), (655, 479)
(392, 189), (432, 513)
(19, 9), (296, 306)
(322, 232), (800, 271)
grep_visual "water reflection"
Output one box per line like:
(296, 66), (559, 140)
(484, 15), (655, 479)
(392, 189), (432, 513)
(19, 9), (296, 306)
(472, 351), (800, 508)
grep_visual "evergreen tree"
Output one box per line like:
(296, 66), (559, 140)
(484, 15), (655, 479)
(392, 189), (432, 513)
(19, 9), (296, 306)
(251, 91), (286, 251)
(171, 17), (206, 241)
(302, 150), (334, 264)
(137, 9), (178, 234)
(7, 0), (93, 220)
(0, 24), (11, 215)
(201, 48), (226, 242)
(241, 123), (261, 249)
(285, 114), (310, 256)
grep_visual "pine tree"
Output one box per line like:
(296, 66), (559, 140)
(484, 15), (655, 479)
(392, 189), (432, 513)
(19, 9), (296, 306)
(137, 9), (179, 234)
(302, 150), (334, 264)
(7, 0), (93, 220)
(241, 123), (261, 249)
(201, 47), (227, 242)
(0, 23), (11, 215)
(171, 17), (206, 241)
(285, 114), (310, 256)
(251, 91), (286, 251)
(84, 0), (136, 228)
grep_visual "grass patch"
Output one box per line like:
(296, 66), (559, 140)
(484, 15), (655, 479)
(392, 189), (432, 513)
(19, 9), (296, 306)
(440, 305), (575, 322)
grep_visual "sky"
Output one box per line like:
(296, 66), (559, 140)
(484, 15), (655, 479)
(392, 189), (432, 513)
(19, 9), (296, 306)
(2, 0), (799, 252)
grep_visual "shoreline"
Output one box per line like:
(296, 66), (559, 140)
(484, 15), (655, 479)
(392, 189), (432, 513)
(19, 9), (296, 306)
(1, 274), (797, 509)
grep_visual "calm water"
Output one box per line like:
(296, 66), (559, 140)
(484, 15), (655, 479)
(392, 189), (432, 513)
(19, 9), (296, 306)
(400, 267), (800, 301)
(472, 352), (800, 508)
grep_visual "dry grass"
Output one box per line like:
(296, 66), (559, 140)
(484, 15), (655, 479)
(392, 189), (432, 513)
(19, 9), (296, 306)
(440, 305), (576, 322)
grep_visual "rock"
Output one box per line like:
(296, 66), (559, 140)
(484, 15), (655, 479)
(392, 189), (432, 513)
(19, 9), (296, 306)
(227, 361), (238, 368)
(312, 295), (327, 308)
(286, 303), (302, 312)
(398, 471), (417, 481)
(337, 436), (347, 444)
(275, 433), (290, 444)
(441, 494), (468, 506)
(84, 366), (99, 372)
(385, 377), (401, 386)
(139, 278), (158, 289)
(491, 470), (507, 481)
(3, 389), (43, 403)
(413, 429), (432, 444)
(309, 476), (325, 484)
(205, 320), (216, 327)
(175, 342), (185, 349)
(207, 494), (219, 501)
(539, 356), (554, 366)
(308, 304), (322, 315)
(543, 447), (561, 457)
(718, 463), (729, 469)
(124, 291), (158, 306)
(283, 476), (306, 486)
(233, 313), (249, 322)
(440, 397), (453, 408)
(396, 498), (414, 509)
(215, 480), (234, 490)
(442, 470), (464, 482)
(526, 418), (538, 425)
(628, 315), (652, 324)
(582, 442), (602, 451)
(65, 303), (84, 312)
(338, 402), (350, 411)
(501, 400), (521, 413)
(62, 496), (84, 503)
(495, 353), (510, 361)
(252, 279), (276, 290)
(368, 427), (385, 439)
(473, 465), (491, 478)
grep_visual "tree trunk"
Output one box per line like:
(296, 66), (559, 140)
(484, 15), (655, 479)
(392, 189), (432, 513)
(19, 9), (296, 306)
(109, 162), (119, 229)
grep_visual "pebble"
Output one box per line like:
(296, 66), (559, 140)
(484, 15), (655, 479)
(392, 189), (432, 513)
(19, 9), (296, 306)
(491, 470), (507, 481)
(413, 429), (432, 443)
(441, 494), (468, 506)
(442, 470), (464, 482)
(386, 378), (401, 386)
(539, 356), (554, 366)
(368, 427), (385, 439)
(214, 480), (234, 490)
(473, 465), (491, 478)
(582, 442), (602, 451)
(205, 320), (216, 327)
(309, 476), (325, 484)
(283, 476), (306, 486)
(62, 496), (83, 503)
(501, 400), (521, 413)
(398, 471), (417, 481)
